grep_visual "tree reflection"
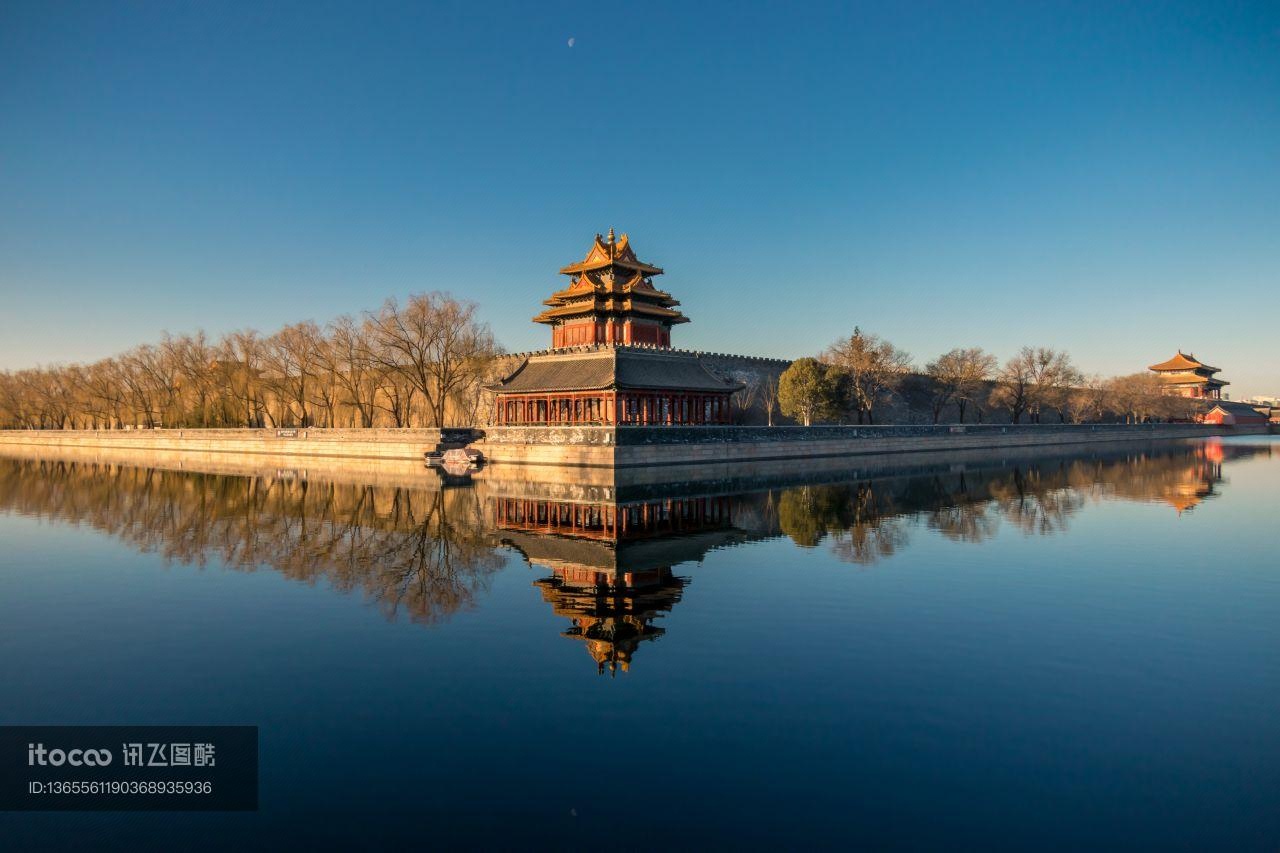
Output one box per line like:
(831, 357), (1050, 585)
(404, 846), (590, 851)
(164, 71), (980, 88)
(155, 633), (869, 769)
(0, 459), (503, 624)
(772, 443), (1264, 566)
(0, 440), (1267, 630)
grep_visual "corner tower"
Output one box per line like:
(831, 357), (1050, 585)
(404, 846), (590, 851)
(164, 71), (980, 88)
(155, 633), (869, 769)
(535, 229), (689, 348)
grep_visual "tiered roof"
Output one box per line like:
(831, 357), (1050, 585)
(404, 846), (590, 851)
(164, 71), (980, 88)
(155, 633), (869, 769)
(1148, 351), (1228, 390)
(1148, 351), (1221, 373)
(492, 345), (744, 394)
(1156, 373), (1228, 388)
(533, 229), (689, 327)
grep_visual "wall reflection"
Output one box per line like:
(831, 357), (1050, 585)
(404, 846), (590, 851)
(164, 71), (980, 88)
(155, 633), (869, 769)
(0, 440), (1268, 673)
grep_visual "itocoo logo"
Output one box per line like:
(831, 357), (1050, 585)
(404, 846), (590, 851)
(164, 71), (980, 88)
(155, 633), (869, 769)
(27, 743), (113, 767)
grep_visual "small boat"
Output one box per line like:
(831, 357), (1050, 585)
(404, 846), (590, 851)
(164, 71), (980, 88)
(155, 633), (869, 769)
(442, 447), (483, 468)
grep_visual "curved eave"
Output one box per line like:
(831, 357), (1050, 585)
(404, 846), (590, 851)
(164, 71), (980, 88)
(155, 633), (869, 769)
(492, 381), (616, 393)
(533, 300), (690, 324)
(559, 261), (665, 276)
(1158, 376), (1228, 386)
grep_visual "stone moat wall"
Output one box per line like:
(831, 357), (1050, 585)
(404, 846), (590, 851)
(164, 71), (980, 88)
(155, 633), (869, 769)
(475, 422), (1259, 467)
(0, 422), (1264, 469)
(0, 428), (451, 462)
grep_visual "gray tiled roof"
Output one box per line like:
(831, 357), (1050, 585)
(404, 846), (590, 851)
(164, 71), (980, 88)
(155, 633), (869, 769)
(1203, 400), (1267, 417)
(494, 347), (744, 393)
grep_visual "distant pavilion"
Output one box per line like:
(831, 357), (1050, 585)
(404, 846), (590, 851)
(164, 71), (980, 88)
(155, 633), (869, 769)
(1148, 351), (1228, 400)
(490, 231), (743, 426)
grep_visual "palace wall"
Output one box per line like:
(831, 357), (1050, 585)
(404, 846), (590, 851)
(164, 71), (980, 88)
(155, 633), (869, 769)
(696, 352), (791, 424)
(0, 422), (1264, 471)
(474, 422), (1262, 467)
(0, 428), (449, 464)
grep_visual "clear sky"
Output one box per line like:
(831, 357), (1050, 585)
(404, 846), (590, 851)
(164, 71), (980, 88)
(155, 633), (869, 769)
(1, 1), (1277, 395)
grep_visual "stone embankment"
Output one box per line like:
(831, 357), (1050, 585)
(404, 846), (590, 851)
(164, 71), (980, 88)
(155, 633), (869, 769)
(0, 422), (1265, 469)
(474, 422), (1263, 467)
(0, 428), (464, 463)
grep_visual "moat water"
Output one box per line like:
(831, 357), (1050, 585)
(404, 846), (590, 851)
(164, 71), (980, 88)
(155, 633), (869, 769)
(1, 437), (1277, 849)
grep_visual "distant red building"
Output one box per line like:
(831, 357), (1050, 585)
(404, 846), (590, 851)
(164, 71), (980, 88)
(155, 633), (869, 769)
(1200, 401), (1268, 426)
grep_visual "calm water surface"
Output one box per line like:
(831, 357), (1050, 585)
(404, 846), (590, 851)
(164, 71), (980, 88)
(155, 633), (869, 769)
(1, 438), (1277, 849)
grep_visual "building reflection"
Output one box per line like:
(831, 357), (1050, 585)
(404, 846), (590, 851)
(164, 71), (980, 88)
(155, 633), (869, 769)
(494, 497), (737, 674)
(0, 439), (1270, 671)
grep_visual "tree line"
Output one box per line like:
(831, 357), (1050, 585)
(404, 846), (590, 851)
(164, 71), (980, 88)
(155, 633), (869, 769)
(0, 292), (500, 430)
(776, 328), (1199, 426)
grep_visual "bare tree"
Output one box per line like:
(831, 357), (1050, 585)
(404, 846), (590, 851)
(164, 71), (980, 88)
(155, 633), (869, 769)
(759, 373), (781, 427)
(730, 371), (762, 424)
(127, 344), (182, 427)
(364, 293), (498, 428)
(1064, 375), (1110, 424)
(823, 328), (912, 424)
(169, 332), (219, 427)
(320, 315), (379, 428)
(221, 330), (267, 428)
(1105, 372), (1167, 423)
(993, 347), (1082, 423)
(924, 347), (997, 424)
(262, 322), (324, 427)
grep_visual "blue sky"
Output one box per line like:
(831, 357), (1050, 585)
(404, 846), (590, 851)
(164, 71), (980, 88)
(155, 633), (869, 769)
(1, 1), (1277, 395)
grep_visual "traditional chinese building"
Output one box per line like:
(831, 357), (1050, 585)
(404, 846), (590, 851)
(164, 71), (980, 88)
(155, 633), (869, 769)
(537, 228), (687, 348)
(1200, 400), (1269, 426)
(1148, 351), (1228, 399)
(490, 230), (751, 426)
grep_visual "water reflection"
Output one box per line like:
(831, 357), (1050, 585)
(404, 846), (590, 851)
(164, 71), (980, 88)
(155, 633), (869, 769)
(496, 496), (737, 674)
(0, 459), (503, 624)
(0, 440), (1268, 671)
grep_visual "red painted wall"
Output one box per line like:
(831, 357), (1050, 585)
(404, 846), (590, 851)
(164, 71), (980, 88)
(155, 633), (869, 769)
(553, 319), (670, 348)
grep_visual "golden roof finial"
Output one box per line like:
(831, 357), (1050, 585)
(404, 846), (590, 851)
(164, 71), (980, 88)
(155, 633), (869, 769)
(607, 227), (615, 244)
